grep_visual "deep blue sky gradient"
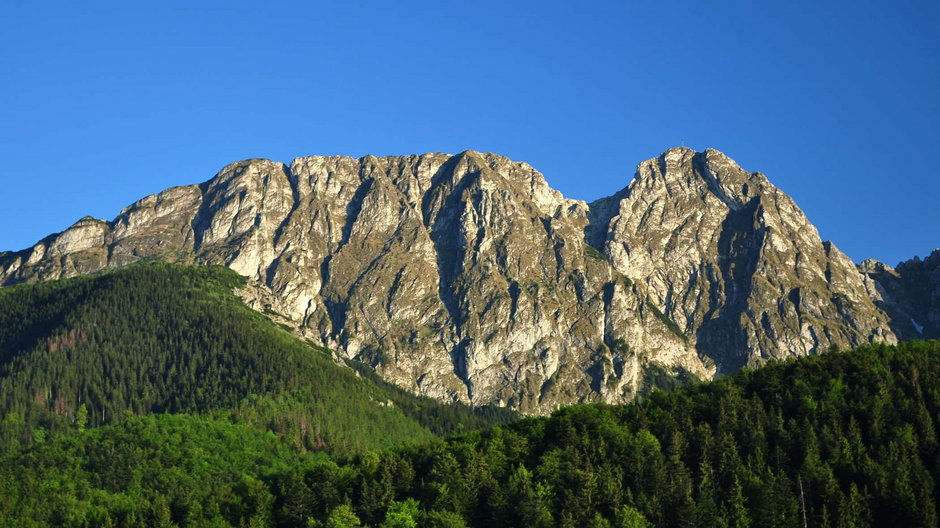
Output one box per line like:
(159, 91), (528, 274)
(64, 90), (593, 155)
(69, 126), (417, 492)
(2, 1), (937, 265)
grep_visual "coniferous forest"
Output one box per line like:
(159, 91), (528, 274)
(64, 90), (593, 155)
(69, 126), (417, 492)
(0, 263), (516, 454)
(0, 263), (937, 527)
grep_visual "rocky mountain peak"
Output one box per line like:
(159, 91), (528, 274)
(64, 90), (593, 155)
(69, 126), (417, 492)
(0, 147), (917, 412)
(858, 258), (893, 275)
(634, 147), (774, 211)
(598, 147), (895, 372)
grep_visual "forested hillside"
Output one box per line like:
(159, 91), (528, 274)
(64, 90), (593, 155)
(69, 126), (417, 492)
(0, 262), (516, 454)
(1, 339), (937, 527)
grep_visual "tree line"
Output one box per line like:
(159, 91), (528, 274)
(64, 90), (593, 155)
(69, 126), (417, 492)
(1, 338), (937, 526)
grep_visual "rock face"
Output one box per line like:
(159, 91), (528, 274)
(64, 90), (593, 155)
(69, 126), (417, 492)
(0, 147), (914, 412)
(860, 250), (940, 341)
(593, 148), (896, 373)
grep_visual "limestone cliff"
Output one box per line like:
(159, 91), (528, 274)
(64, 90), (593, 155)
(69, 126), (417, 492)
(0, 148), (914, 412)
(593, 148), (896, 373)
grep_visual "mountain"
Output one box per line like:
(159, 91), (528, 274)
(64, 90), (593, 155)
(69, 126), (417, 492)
(0, 262), (516, 453)
(0, 147), (927, 412)
(591, 148), (897, 373)
(860, 249), (940, 341)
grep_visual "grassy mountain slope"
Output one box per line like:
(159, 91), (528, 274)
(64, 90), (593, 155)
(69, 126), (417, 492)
(0, 262), (516, 453)
(1, 340), (937, 527)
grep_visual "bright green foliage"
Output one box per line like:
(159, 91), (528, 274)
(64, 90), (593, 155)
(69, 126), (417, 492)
(0, 414), (306, 526)
(75, 403), (88, 432)
(325, 505), (362, 528)
(379, 499), (420, 528)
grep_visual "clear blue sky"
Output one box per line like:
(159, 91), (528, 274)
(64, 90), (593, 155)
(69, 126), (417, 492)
(2, 1), (937, 266)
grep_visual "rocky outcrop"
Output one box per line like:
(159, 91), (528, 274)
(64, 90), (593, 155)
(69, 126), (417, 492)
(860, 250), (940, 341)
(0, 147), (914, 412)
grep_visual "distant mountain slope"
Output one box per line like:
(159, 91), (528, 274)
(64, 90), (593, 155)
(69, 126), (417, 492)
(860, 249), (940, 341)
(0, 147), (925, 411)
(0, 262), (516, 453)
(3, 340), (937, 527)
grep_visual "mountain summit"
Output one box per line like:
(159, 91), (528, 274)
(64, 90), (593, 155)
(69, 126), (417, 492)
(593, 147), (896, 373)
(0, 148), (927, 412)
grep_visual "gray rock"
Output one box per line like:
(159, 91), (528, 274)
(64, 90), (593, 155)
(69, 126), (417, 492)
(860, 249), (940, 340)
(596, 147), (896, 373)
(0, 147), (915, 413)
